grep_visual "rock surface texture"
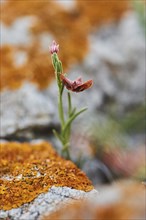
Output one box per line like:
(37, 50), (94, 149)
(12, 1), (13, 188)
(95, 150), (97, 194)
(0, 186), (97, 220)
(0, 141), (97, 219)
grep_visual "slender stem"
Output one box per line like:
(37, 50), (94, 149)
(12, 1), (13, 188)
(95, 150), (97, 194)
(68, 92), (72, 116)
(66, 92), (72, 142)
(58, 88), (65, 127)
(62, 142), (70, 160)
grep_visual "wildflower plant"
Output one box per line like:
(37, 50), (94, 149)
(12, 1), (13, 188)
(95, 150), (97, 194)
(49, 40), (93, 160)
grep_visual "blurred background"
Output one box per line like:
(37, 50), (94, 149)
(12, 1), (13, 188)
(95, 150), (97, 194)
(0, 0), (145, 190)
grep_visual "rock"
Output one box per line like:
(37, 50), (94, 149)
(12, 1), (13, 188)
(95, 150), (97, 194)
(0, 187), (97, 220)
(1, 16), (35, 46)
(0, 211), (7, 219)
(7, 208), (21, 219)
(81, 12), (145, 110)
(0, 83), (56, 137)
(0, 141), (97, 219)
(83, 159), (113, 185)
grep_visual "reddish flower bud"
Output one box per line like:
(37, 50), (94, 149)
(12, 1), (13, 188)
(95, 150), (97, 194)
(60, 74), (93, 92)
(49, 40), (59, 54)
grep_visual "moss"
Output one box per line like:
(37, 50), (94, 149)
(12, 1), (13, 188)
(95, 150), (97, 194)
(0, 142), (93, 210)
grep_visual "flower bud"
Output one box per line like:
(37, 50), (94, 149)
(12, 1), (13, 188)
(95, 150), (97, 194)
(49, 40), (59, 54)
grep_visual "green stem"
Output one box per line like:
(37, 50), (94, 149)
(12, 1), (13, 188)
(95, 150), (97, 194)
(68, 92), (72, 116)
(58, 87), (65, 127)
(62, 141), (71, 159)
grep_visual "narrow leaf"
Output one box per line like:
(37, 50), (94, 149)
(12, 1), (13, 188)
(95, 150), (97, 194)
(67, 92), (72, 116)
(62, 107), (87, 136)
(53, 129), (62, 142)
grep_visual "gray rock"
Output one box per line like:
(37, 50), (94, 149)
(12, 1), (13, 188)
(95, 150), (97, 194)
(83, 11), (145, 109)
(8, 209), (22, 220)
(0, 210), (8, 219)
(0, 83), (56, 137)
(1, 17), (35, 46)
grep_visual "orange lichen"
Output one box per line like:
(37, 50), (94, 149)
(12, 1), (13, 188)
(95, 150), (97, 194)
(0, 45), (54, 90)
(0, 142), (93, 210)
(76, 0), (129, 27)
(0, 0), (128, 91)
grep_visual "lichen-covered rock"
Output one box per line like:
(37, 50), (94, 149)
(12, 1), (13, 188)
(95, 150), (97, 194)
(0, 141), (94, 210)
(0, 141), (97, 219)
(0, 0), (127, 91)
(0, 1), (128, 137)
(0, 186), (97, 220)
(0, 11), (145, 137)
